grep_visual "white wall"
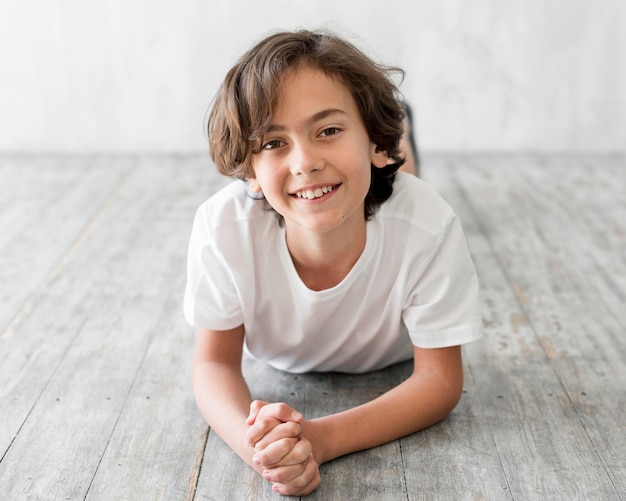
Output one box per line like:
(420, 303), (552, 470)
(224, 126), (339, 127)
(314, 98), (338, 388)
(0, 0), (623, 154)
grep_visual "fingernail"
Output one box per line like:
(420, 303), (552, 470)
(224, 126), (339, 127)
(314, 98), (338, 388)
(263, 471), (271, 481)
(253, 455), (261, 465)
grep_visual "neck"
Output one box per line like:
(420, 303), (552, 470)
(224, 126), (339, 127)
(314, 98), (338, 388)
(285, 219), (367, 291)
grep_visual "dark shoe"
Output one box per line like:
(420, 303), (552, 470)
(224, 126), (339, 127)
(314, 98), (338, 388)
(404, 103), (420, 177)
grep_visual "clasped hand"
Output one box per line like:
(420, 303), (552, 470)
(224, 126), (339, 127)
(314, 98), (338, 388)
(246, 400), (321, 496)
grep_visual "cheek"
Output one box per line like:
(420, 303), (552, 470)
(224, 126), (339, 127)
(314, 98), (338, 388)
(251, 175), (287, 211)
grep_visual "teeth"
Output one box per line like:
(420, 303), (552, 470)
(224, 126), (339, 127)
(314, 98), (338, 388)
(296, 185), (335, 199)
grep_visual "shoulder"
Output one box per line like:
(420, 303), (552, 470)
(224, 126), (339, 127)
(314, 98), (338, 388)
(378, 172), (455, 239)
(189, 180), (277, 256)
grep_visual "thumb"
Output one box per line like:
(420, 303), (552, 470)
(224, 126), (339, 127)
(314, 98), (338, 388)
(246, 400), (268, 425)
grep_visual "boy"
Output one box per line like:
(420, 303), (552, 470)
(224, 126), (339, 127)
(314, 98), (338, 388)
(185, 30), (482, 496)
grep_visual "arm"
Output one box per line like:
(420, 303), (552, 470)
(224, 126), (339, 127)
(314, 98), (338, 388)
(250, 345), (464, 467)
(191, 326), (259, 471)
(310, 345), (463, 463)
(191, 327), (310, 479)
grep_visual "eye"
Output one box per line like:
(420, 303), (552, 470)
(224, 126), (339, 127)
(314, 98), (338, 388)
(262, 139), (285, 150)
(319, 127), (341, 138)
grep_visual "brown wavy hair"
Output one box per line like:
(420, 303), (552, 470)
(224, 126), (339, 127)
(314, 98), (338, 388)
(207, 29), (406, 219)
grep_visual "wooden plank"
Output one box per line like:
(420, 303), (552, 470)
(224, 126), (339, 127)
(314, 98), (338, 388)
(83, 157), (228, 501)
(428, 154), (624, 500)
(487, 156), (626, 490)
(493, 155), (626, 497)
(303, 363), (411, 501)
(400, 357), (512, 501)
(2, 154), (624, 501)
(0, 156), (133, 332)
(0, 156), (226, 500)
(0, 157), (133, 457)
(83, 276), (208, 501)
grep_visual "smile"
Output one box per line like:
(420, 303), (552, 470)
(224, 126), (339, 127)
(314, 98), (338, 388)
(294, 185), (337, 200)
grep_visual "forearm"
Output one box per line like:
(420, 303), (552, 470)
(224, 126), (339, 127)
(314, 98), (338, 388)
(306, 347), (464, 464)
(191, 359), (259, 472)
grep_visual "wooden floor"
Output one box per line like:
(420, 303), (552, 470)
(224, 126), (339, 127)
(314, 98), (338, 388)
(0, 154), (624, 500)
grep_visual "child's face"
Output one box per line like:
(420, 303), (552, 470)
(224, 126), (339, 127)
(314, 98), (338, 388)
(249, 65), (388, 236)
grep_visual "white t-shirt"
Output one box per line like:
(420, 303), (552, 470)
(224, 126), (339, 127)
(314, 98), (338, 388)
(184, 173), (482, 374)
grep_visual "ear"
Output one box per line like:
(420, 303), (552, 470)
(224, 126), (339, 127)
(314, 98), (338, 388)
(248, 176), (262, 193)
(370, 144), (389, 168)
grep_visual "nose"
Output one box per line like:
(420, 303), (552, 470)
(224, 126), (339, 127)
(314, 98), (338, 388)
(289, 139), (324, 176)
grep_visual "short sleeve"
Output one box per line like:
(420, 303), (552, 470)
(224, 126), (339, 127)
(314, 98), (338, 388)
(183, 207), (244, 331)
(403, 214), (482, 348)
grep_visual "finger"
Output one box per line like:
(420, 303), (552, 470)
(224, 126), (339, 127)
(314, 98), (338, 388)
(254, 436), (298, 467)
(270, 455), (321, 496)
(257, 436), (312, 468)
(252, 420), (302, 452)
(246, 417), (281, 448)
(245, 400), (269, 425)
(263, 461), (306, 484)
(254, 402), (304, 425)
(246, 403), (304, 446)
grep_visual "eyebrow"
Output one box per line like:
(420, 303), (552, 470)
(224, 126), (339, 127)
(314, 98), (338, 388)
(265, 108), (348, 133)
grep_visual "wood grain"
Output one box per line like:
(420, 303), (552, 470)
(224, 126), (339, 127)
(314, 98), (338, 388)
(1, 154), (623, 501)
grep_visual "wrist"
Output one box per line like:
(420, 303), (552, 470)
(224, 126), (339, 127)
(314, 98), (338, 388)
(237, 424), (265, 475)
(301, 418), (331, 465)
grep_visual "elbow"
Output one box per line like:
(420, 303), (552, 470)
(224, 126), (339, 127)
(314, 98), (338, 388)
(437, 372), (464, 423)
(411, 344), (464, 425)
(443, 382), (463, 419)
(423, 369), (464, 427)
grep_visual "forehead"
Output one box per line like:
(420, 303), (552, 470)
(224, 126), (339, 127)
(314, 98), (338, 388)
(271, 65), (357, 119)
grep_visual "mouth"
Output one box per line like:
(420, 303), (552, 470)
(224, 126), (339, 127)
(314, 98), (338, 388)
(293, 184), (339, 200)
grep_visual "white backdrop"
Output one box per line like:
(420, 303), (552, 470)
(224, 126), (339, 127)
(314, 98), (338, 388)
(0, 0), (623, 154)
